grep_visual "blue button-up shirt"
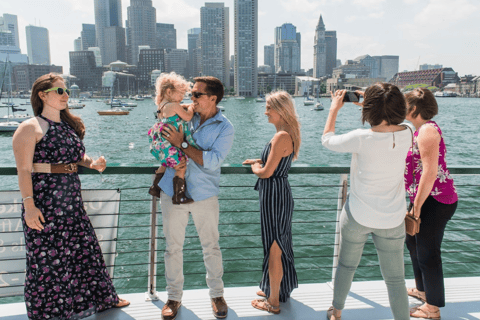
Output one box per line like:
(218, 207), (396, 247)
(159, 108), (234, 201)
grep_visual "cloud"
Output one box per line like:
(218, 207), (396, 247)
(352, 0), (386, 8)
(337, 32), (386, 61)
(402, 0), (478, 39)
(403, 0), (420, 3)
(280, 0), (321, 13)
(64, 0), (94, 14)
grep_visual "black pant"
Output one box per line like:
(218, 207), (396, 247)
(405, 195), (457, 307)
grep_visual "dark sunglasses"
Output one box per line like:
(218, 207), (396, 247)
(44, 87), (71, 96)
(192, 91), (209, 99)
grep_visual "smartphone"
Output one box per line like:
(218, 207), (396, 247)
(343, 91), (360, 103)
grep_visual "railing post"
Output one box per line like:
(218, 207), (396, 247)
(332, 174), (348, 284)
(145, 179), (160, 301)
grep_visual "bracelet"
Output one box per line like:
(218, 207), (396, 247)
(22, 196), (34, 203)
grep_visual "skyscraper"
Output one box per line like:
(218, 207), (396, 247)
(74, 37), (83, 51)
(187, 28), (201, 78)
(234, 0), (258, 97)
(325, 31), (337, 76)
(275, 23), (300, 74)
(264, 44), (274, 72)
(26, 25), (51, 65)
(0, 14), (20, 49)
(164, 49), (188, 77)
(104, 26), (126, 63)
(200, 3), (229, 86)
(127, 0), (156, 65)
(313, 15), (326, 78)
(156, 23), (177, 50)
(81, 24), (96, 50)
(94, 0), (123, 65)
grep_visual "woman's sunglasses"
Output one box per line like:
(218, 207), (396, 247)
(192, 92), (209, 99)
(44, 87), (71, 96)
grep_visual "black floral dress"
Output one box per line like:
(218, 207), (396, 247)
(22, 115), (119, 320)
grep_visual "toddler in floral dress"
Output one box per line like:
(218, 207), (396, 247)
(147, 72), (198, 204)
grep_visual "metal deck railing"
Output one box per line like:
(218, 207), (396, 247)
(0, 165), (479, 303)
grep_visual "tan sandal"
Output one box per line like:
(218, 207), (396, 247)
(407, 287), (427, 302)
(256, 290), (266, 297)
(251, 298), (280, 314)
(327, 306), (341, 320)
(115, 298), (130, 308)
(410, 305), (440, 319)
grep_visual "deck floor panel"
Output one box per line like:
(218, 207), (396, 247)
(1, 277), (479, 319)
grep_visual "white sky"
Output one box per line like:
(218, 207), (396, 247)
(1, 0), (479, 76)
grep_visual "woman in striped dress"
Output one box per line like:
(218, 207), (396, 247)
(243, 91), (301, 314)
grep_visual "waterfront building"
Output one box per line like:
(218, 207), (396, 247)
(295, 76), (321, 96)
(187, 28), (201, 78)
(0, 53), (28, 91)
(156, 23), (176, 50)
(264, 44), (274, 73)
(332, 60), (371, 79)
(81, 24), (96, 50)
(88, 47), (103, 67)
(0, 14), (20, 49)
(137, 48), (165, 89)
(94, 0), (123, 66)
(354, 54), (379, 78)
(327, 77), (386, 93)
(126, 0), (156, 66)
(12, 64), (63, 92)
(200, 2), (230, 86)
(374, 55), (399, 81)
(74, 37), (83, 52)
(325, 30), (337, 76)
(234, 0), (258, 97)
(164, 49), (188, 77)
(69, 50), (103, 91)
(257, 72), (298, 94)
(104, 26), (126, 64)
(274, 23), (300, 74)
(26, 25), (51, 65)
(389, 68), (459, 89)
(420, 63), (443, 70)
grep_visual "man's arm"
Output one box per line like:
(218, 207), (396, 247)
(162, 122), (234, 170)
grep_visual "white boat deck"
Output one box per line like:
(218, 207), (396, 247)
(1, 277), (479, 320)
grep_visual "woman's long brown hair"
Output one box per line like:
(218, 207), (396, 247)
(31, 73), (86, 139)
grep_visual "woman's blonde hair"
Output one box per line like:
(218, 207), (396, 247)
(155, 72), (191, 106)
(266, 90), (301, 161)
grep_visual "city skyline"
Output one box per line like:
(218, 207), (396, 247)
(0, 0), (479, 76)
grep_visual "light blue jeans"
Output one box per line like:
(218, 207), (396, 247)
(332, 200), (409, 320)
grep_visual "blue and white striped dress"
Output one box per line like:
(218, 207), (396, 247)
(254, 142), (298, 302)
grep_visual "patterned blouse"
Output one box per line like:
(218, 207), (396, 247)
(404, 120), (458, 204)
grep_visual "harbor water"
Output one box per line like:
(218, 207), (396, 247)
(0, 96), (479, 299)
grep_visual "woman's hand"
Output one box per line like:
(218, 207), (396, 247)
(251, 162), (263, 174)
(91, 156), (107, 172)
(24, 205), (45, 231)
(330, 89), (346, 112)
(353, 90), (365, 107)
(242, 159), (263, 165)
(409, 207), (421, 220)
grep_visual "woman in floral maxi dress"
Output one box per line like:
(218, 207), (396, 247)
(12, 73), (129, 319)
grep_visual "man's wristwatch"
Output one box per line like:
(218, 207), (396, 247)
(181, 141), (189, 149)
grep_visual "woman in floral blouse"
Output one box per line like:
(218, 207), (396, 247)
(404, 88), (458, 320)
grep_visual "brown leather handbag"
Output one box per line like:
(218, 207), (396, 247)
(404, 125), (421, 236)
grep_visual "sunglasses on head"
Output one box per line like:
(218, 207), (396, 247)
(192, 91), (209, 99)
(44, 87), (71, 96)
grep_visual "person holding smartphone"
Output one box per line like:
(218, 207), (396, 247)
(322, 84), (411, 320)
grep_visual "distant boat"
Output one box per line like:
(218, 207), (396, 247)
(311, 102), (324, 111)
(134, 95), (144, 101)
(255, 95), (265, 102)
(304, 97), (315, 106)
(234, 96), (245, 100)
(68, 100), (85, 109)
(97, 108), (129, 115)
(434, 91), (457, 97)
(0, 113), (33, 123)
(0, 121), (20, 132)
